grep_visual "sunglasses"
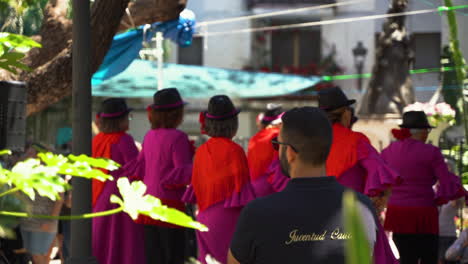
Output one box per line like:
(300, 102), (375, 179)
(271, 137), (299, 153)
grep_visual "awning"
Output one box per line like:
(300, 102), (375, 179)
(92, 60), (323, 99)
(92, 9), (196, 86)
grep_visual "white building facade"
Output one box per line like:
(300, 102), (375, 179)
(178, 0), (466, 101)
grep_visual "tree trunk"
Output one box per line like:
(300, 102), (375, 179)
(25, 0), (131, 115)
(358, 0), (415, 116)
(119, 0), (187, 32)
(2, 0), (187, 116)
(24, 0), (72, 70)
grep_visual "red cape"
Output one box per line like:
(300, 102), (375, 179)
(91, 132), (124, 207)
(326, 123), (370, 178)
(192, 137), (250, 211)
(247, 127), (279, 181)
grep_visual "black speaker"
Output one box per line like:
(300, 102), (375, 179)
(0, 81), (27, 152)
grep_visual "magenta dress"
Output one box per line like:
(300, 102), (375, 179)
(92, 134), (145, 264)
(138, 129), (193, 203)
(266, 158), (290, 192)
(335, 140), (401, 264)
(250, 158), (291, 196)
(250, 173), (275, 197)
(382, 138), (464, 234)
(337, 140), (401, 196)
(183, 184), (255, 264)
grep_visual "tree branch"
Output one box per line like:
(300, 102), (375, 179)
(23, 0), (72, 70)
(21, 0), (187, 115)
(118, 0), (187, 32)
(90, 0), (132, 73)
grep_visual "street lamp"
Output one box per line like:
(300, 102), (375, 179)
(352, 41), (368, 91)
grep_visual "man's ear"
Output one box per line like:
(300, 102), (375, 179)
(341, 108), (352, 128)
(286, 145), (297, 164)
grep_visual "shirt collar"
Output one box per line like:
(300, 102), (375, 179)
(285, 176), (339, 190)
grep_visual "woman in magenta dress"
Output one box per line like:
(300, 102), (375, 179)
(131, 88), (194, 264)
(247, 104), (287, 197)
(318, 87), (401, 264)
(92, 98), (145, 264)
(382, 111), (465, 264)
(184, 95), (255, 264)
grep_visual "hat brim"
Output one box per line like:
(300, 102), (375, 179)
(99, 108), (132, 118)
(205, 109), (241, 120)
(399, 124), (435, 129)
(321, 99), (356, 112)
(152, 101), (188, 111)
(262, 112), (284, 125)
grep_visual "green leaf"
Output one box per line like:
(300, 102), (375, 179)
(0, 50), (30, 74)
(0, 43), (5, 57)
(0, 150), (12, 156)
(343, 191), (371, 264)
(8, 159), (70, 200)
(0, 32), (42, 50)
(0, 225), (15, 238)
(0, 33), (41, 74)
(68, 154), (120, 171)
(113, 178), (208, 231)
(38, 153), (114, 182)
(0, 185), (25, 236)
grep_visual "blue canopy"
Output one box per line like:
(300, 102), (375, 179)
(92, 9), (196, 86)
(92, 60), (323, 98)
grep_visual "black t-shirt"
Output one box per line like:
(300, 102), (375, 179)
(230, 177), (377, 264)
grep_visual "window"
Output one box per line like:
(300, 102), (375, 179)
(178, 37), (203, 66)
(271, 29), (321, 70)
(412, 33), (441, 69)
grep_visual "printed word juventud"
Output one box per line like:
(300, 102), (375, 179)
(285, 228), (352, 245)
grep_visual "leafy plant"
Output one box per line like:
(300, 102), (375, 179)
(0, 32), (41, 74)
(0, 0), (49, 35)
(111, 178), (208, 231)
(441, 47), (462, 122)
(443, 0), (468, 143)
(442, 144), (468, 183)
(404, 102), (456, 127)
(0, 150), (12, 155)
(343, 191), (371, 264)
(0, 150), (207, 237)
(0, 151), (115, 201)
(0, 185), (24, 237)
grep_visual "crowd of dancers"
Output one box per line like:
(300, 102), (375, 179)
(90, 86), (466, 264)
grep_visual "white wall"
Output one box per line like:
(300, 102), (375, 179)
(375, 0), (442, 33)
(321, 0), (376, 100)
(127, 112), (151, 143)
(186, 0), (252, 69)
(407, 0), (442, 34)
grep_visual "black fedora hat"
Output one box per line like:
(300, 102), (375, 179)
(318, 86), (356, 111)
(98, 98), (132, 118)
(204, 95), (241, 120)
(262, 103), (283, 124)
(151, 88), (187, 111)
(399, 111), (434, 129)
